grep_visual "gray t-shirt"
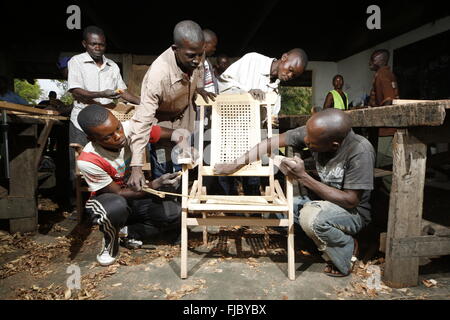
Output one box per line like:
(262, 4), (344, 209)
(285, 127), (375, 225)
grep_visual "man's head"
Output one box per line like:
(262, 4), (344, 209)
(82, 26), (106, 62)
(203, 29), (218, 57)
(332, 74), (344, 90)
(215, 53), (230, 75)
(172, 20), (205, 73)
(369, 49), (389, 71)
(275, 48), (308, 82)
(48, 91), (57, 99)
(78, 105), (126, 151)
(304, 108), (351, 153)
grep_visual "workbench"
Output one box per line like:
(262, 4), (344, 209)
(0, 101), (69, 233)
(279, 100), (450, 288)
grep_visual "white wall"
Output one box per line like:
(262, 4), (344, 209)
(307, 61), (338, 107)
(337, 15), (450, 106)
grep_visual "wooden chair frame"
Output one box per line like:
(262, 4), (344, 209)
(180, 93), (295, 280)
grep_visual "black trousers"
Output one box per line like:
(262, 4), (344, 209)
(85, 193), (181, 244)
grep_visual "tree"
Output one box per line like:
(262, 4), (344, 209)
(52, 80), (74, 105)
(14, 79), (42, 104)
(279, 86), (312, 115)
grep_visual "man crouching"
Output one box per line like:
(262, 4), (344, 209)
(77, 105), (183, 266)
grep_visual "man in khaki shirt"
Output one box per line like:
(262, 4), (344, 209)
(128, 20), (215, 191)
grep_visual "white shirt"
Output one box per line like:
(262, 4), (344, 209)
(218, 52), (281, 115)
(77, 121), (132, 192)
(68, 52), (127, 131)
(203, 59), (216, 93)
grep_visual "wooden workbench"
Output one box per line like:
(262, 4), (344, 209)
(279, 100), (450, 288)
(0, 101), (69, 233)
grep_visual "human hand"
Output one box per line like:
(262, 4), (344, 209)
(279, 156), (306, 180)
(127, 166), (147, 191)
(196, 88), (216, 103)
(102, 89), (122, 99)
(249, 89), (265, 101)
(151, 172), (181, 191)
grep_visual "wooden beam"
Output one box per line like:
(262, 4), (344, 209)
(383, 130), (427, 288)
(390, 236), (450, 258)
(35, 120), (55, 169)
(278, 101), (447, 131)
(188, 203), (289, 212)
(0, 101), (59, 116)
(186, 217), (289, 227)
(422, 219), (450, 237)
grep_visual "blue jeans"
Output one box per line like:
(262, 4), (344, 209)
(294, 196), (363, 275)
(148, 144), (181, 179)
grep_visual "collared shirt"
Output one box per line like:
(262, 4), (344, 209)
(68, 52), (127, 130)
(218, 52), (281, 115)
(129, 47), (202, 166)
(369, 66), (399, 107)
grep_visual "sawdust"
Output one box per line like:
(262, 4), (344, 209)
(164, 279), (207, 300)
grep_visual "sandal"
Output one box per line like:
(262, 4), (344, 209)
(324, 238), (359, 277)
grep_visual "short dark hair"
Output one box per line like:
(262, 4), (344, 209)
(372, 49), (390, 62)
(333, 74), (343, 82)
(173, 20), (204, 47)
(77, 104), (110, 135)
(203, 29), (217, 42)
(48, 91), (57, 98)
(83, 25), (105, 41)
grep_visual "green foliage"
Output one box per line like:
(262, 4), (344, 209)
(52, 80), (74, 105)
(279, 86), (312, 115)
(14, 79), (42, 104)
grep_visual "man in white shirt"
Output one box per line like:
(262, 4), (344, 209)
(68, 25), (140, 151)
(218, 48), (308, 115)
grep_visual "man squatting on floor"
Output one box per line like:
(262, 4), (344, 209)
(76, 105), (189, 266)
(214, 109), (375, 277)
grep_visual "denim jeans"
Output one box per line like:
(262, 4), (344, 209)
(294, 196), (363, 275)
(148, 144), (181, 179)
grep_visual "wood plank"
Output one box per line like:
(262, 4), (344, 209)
(201, 165), (272, 176)
(278, 102), (447, 131)
(390, 236), (450, 257)
(286, 177), (295, 280)
(188, 203), (289, 212)
(7, 111), (68, 121)
(35, 120), (55, 169)
(186, 217), (289, 227)
(383, 130), (427, 288)
(422, 219), (450, 237)
(181, 166), (189, 279)
(374, 168), (392, 178)
(0, 101), (59, 116)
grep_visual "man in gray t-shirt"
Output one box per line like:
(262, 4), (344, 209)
(214, 109), (375, 277)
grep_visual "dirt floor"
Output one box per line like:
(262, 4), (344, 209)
(1, 195), (450, 301)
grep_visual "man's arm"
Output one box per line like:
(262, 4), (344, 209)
(279, 157), (362, 209)
(120, 90), (141, 105)
(214, 133), (288, 174)
(323, 92), (334, 109)
(96, 172), (181, 200)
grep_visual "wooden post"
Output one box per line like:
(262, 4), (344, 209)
(8, 124), (38, 233)
(181, 165), (189, 279)
(286, 177), (295, 280)
(383, 129), (427, 288)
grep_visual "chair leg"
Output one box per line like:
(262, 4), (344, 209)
(181, 209), (188, 279)
(288, 221), (295, 280)
(202, 213), (207, 245)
